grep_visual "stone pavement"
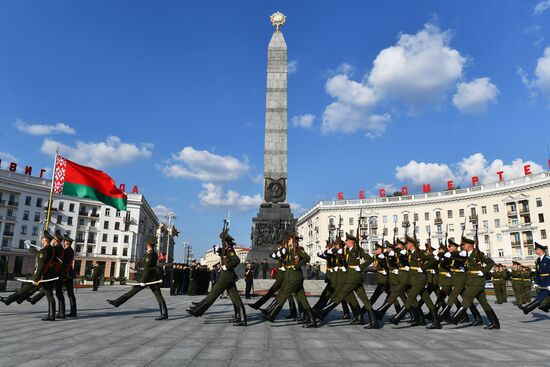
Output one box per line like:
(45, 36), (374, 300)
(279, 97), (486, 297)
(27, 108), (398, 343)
(1, 287), (549, 367)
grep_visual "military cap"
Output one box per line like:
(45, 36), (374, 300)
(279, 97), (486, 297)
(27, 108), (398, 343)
(345, 232), (357, 242)
(438, 243), (446, 250)
(461, 236), (475, 245)
(384, 240), (393, 248)
(395, 238), (405, 246)
(145, 234), (158, 245)
(54, 231), (64, 241)
(42, 230), (54, 240)
(512, 261), (521, 266)
(63, 234), (74, 243)
(447, 238), (459, 247)
(374, 242), (384, 249)
(535, 242), (548, 251)
(405, 235), (417, 244)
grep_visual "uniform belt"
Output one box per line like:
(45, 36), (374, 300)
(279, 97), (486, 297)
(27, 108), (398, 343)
(439, 272), (450, 276)
(468, 271), (481, 274)
(410, 267), (420, 270)
(451, 269), (464, 273)
(327, 267), (335, 270)
(512, 278), (523, 281)
(539, 273), (550, 277)
(285, 266), (294, 269)
(398, 267), (409, 271)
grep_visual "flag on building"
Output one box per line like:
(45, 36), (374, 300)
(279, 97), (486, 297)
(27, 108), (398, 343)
(53, 155), (127, 211)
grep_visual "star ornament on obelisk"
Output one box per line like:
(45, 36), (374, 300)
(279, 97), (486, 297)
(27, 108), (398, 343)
(270, 11), (286, 31)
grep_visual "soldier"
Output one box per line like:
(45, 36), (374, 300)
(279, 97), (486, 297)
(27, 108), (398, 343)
(91, 261), (100, 291)
(188, 260), (197, 296)
(448, 236), (499, 329)
(0, 231), (57, 321)
(520, 265), (533, 304)
(252, 259), (260, 279)
(245, 261), (254, 299)
(52, 231), (67, 319)
(314, 262), (321, 280)
(367, 242), (389, 306)
(520, 242), (550, 314)
(62, 234), (77, 317)
(491, 264), (508, 304)
(107, 235), (168, 320)
(187, 233), (246, 326)
(261, 259), (269, 279)
(510, 261), (524, 305)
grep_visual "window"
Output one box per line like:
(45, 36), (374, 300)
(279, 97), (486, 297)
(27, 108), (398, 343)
(483, 220), (488, 230)
(34, 212), (40, 222)
(329, 217), (334, 226)
(58, 202), (64, 211)
(8, 194), (15, 205)
(78, 219), (84, 226)
(32, 226), (38, 236)
(536, 198), (543, 207)
(498, 249), (504, 257)
(20, 225), (27, 235)
(105, 208), (110, 216)
(403, 214), (409, 222)
(349, 217), (354, 226)
(69, 203), (75, 212)
(67, 217), (73, 225)
(76, 232), (84, 242)
(124, 235), (129, 244)
(116, 210), (121, 218)
(23, 211), (29, 221)
(123, 248), (128, 257)
(539, 213), (545, 223)
(494, 219), (501, 228)
(484, 235), (489, 244)
(481, 206), (487, 214)
(113, 235), (119, 243)
(470, 207), (477, 217)
(496, 234), (502, 242)
(124, 223), (130, 231)
(449, 224), (454, 232)
(115, 222), (120, 230)
(91, 220), (96, 227)
(36, 198), (43, 208)
(493, 204), (499, 213)
(425, 225), (430, 234)
(103, 221), (109, 230)
(413, 213), (419, 221)
(25, 196), (32, 206)
(382, 216), (387, 224)
(102, 234), (108, 242)
(447, 210), (453, 219)
(112, 247), (118, 255)
(542, 230), (547, 240)
(57, 215), (62, 224)
(18, 240), (25, 249)
(75, 244), (82, 253)
(349, 229), (355, 236)
(86, 245), (93, 254)
(101, 246), (106, 255)
(424, 212), (429, 221)
(383, 228), (388, 236)
(459, 209), (465, 218)
(393, 215), (398, 223)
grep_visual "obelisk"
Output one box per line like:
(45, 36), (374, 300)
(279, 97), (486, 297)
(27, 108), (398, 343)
(249, 11), (296, 263)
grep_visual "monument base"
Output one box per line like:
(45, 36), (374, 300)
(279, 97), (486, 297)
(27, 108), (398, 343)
(248, 203), (296, 266)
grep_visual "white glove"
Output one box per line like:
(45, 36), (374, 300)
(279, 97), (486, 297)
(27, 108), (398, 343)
(531, 269), (536, 273)
(459, 250), (467, 257)
(445, 273), (451, 278)
(341, 267), (347, 272)
(271, 253), (277, 259)
(533, 284), (539, 288)
(507, 268), (512, 273)
(222, 265), (227, 271)
(403, 266), (410, 271)
(416, 268), (423, 273)
(489, 270), (494, 273)
(547, 286), (550, 291)
(280, 267), (286, 272)
(354, 266), (361, 272)
(139, 283), (146, 287)
(317, 251), (324, 257)
(392, 269), (399, 274)
(444, 252), (451, 258)
(24, 240), (31, 248)
(337, 249), (343, 255)
(381, 270), (387, 275)
(430, 269), (436, 274)
(281, 248), (287, 255)
(328, 268), (333, 273)
(378, 254), (385, 259)
(400, 249), (407, 255)
(388, 251), (395, 256)
(434, 255), (440, 260)
(459, 268), (465, 273)
(477, 271), (484, 277)
(277, 251), (281, 258)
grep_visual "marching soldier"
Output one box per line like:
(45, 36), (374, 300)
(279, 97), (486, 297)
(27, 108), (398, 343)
(447, 236), (499, 329)
(52, 231), (67, 318)
(91, 261), (100, 291)
(520, 265), (533, 304)
(107, 235), (168, 320)
(0, 231), (57, 321)
(510, 261), (524, 305)
(520, 242), (550, 314)
(368, 242), (390, 306)
(187, 233), (246, 326)
(491, 264), (508, 304)
(62, 234), (77, 317)
(261, 259), (269, 279)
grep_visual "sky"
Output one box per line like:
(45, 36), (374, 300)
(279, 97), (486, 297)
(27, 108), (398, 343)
(1, 0), (550, 261)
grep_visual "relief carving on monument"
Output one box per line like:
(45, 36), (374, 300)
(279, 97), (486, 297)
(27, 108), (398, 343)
(264, 177), (286, 203)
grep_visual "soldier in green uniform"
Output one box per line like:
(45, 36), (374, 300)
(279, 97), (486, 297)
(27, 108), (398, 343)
(62, 234), (77, 317)
(491, 264), (508, 304)
(107, 235), (168, 320)
(510, 261), (524, 305)
(448, 236), (499, 329)
(520, 265), (533, 304)
(187, 233), (246, 326)
(0, 231), (57, 321)
(369, 242), (390, 306)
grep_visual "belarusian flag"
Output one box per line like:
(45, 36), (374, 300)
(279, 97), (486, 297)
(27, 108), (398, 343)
(53, 155), (127, 211)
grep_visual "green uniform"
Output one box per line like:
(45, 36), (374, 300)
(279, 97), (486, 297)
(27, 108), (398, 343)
(491, 269), (508, 304)
(402, 248), (436, 310)
(369, 253), (389, 305)
(330, 245), (373, 309)
(459, 249), (494, 312)
(205, 247), (243, 308)
(511, 268), (525, 304)
(520, 268), (532, 303)
(445, 250), (468, 307)
(275, 245), (311, 311)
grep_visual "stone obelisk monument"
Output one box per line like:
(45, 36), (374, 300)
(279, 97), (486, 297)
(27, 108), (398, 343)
(249, 12), (296, 263)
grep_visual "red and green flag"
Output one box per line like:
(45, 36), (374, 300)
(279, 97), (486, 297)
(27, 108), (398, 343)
(53, 155), (127, 211)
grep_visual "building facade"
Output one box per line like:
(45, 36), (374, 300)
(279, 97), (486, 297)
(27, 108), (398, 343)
(297, 171), (550, 270)
(0, 169), (158, 280)
(202, 245), (250, 269)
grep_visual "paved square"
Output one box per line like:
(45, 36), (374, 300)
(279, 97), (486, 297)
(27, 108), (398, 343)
(1, 287), (549, 367)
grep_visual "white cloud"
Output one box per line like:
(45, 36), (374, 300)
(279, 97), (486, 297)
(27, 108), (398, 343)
(0, 152), (18, 162)
(290, 202), (307, 216)
(288, 60), (298, 74)
(41, 136), (152, 169)
(535, 47), (550, 102)
(152, 205), (175, 219)
(368, 23), (466, 107)
(534, 0), (550, 14)
(198, 183), (262, 211)
(396, 161), (456, 187)
(452, 78), (499, 114)
(161, 147), (250, 182)
(15, 118), (76, 135)
(291, 114), (315, 129)
(374, 182), (399, 195)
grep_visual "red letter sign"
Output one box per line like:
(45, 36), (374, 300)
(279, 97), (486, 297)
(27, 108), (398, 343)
(132, 185), (139, 194)
(9, 162), (17, 172)
(422, 184), (431, 193)
(472, 176), (479, 186)
(496, 171), (504, 181)
(447, 180), (454, 190)
(359, 191), (365, 199)
(524, 164), (532, 176)
(401, 186), (408, 195)
(119, 184), (126, 192)
(379, 188), (386, 197)
(24, 166), (32, 175)
(40, 169), (46, 178)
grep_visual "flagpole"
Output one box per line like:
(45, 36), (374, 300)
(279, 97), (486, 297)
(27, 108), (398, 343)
(45, 148), (59, 231)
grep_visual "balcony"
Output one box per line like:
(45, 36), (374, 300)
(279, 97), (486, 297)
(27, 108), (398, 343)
(4, 216), (16, 222)
(0, 200), (6, 206)
(401, 220), (410, 228)
(78, 211), (89, 217)
(469, 215), (478, 223)
(3, 231), (14, 237)
(507, 210), (517, 216)
(7, 201), (19, 208)
(434, 217), (443, 225)
(519, 208), (530, 215)
(90, 213), (100, 218)
(511, 241), (520, 247)
(88, 226), (99, 232)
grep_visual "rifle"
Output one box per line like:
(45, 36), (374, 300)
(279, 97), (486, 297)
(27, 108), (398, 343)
(413, 219), (418, 249)
(356, 209), (363, 246)
(444, 224), (448, 250)
(461, 210), (467, 241)
(393, 221), (398, 246)
(426, 225), (432, 252)
(337, 215), (343, 244)
(382, 225), (386, 247)
(220, 211), (230, 263)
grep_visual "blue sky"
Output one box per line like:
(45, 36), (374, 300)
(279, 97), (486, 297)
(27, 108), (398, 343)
(1, 1), (550, 260)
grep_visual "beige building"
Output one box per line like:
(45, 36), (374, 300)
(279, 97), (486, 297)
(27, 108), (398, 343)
(297, 171), (550, 270)
(202, 245), (250, 269)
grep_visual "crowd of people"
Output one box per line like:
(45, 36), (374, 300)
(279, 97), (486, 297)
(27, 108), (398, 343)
(165, 261), (213, 296)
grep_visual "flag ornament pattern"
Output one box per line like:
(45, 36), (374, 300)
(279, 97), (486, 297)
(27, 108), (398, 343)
(53, 155), (128, 211)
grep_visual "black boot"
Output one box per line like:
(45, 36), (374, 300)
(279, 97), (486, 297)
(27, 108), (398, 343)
(484, 309), (500, 330)
(296, 303), (305, 322)
(426, 309), (442, 329)
(450, 306), (467, 325)
(0, 294), (18, 306)
(57, 297), (66, 319)
(187, 299), (211, 317)
(67, 296), (77, 317)
(266, 303), (283, 322)
(155, 301), (168, 320)
(315, 301), (338, 320)
(364, 309), (379, 329)
(42, 302), (56, 321)
(521, 299), (541, 315)
(437, 304), (452, 323)
(27, 291), (45, 305)
(538, 303), (550, 312)
(375, 302), (392, 320)
(411, 307), (425, 326)
(234, 306), (247, 326)
(260, 299), (278, 319)
(107, 294), (129, 308)
(302, 308), (318, 328)
(341, 301), (351, 319)
(390, 306), (408, 325)
(287, 298), (297, 319)
(229, 305), (239, 323)
(469, 304), (483, 326)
